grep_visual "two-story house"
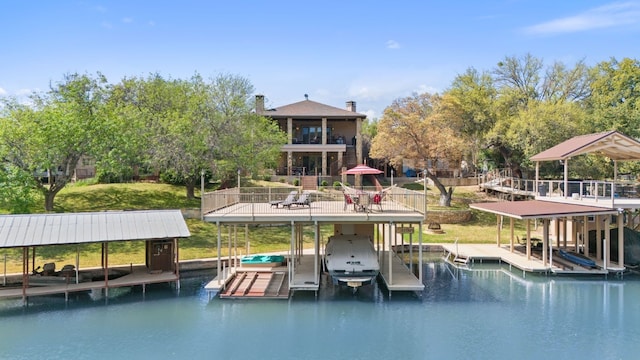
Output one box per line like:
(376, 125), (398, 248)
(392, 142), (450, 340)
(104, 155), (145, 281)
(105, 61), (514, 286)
(256, 95), (365, 178)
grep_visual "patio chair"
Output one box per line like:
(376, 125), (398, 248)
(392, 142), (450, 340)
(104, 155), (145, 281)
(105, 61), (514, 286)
(343, 192), (356, 211)
(285, 191), (311, 208)
(372, 192), (383, 211)
(270, 190), (298, 208)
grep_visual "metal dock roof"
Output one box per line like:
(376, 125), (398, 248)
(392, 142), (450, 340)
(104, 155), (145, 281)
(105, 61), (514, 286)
(0, 210), (190, 248)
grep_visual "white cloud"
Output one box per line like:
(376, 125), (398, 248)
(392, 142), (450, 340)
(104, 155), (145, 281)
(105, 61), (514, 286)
(95, 5), (107, 13)
(0, 87), (6, 96)
(148, 20), (156, 27)
(122, 17), (133, 24)
(101, 21), (113, 29)
(386, 40), (400, 49)
(524, 1), (640, 34)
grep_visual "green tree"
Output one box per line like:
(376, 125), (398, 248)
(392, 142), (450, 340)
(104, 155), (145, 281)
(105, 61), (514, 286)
(588, 57), (640, 137)
(0, 73), (109, 211)
(444, 68), (497, 173)
(370, 93), (468, 206)
(110, 73), (285, 198)
(487, 54), (591, 175)
(0, 165), (38, 213)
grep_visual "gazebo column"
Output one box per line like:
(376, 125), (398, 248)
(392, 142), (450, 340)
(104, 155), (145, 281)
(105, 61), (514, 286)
(596, 215), (602, 263)
(555, 219), (560, 249)
(618, 211), (624, 268)
(542, 219), (549, 266)
(604, 216), (611, 270)
(526, 219), (531, 260)
(583, 216), (589, 257)
(563, 158), (569, 198)
(562, 218), (567, 249)
(535, 162), (540, 196)
(509, 218), (514, 252)
(496, 215), (501, 247)
(217, 222), (222, 285)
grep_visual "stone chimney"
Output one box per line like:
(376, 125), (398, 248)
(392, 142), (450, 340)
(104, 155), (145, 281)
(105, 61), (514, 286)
(255, 95), (265, 113)
(346, 101), (356, 112)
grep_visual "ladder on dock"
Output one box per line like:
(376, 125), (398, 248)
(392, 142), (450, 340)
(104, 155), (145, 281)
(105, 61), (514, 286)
(445, 238), (469, 265)
(220, 271), (289, 299)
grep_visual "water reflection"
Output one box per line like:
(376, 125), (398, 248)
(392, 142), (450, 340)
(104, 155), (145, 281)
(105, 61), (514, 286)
(2, 259), (640, 359)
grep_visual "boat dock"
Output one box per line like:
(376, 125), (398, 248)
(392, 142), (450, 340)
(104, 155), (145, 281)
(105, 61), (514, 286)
(0, 268), (179, 302)
(442, 244), (613, 276)
(204, 250), (424, 299)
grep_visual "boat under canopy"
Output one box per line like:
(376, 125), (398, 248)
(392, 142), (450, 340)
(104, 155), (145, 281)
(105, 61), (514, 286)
(324, 235), (380, 288)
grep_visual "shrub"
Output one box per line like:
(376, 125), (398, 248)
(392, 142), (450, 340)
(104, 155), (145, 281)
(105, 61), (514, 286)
(333, 181), (342, 190)
(293, 178), (300, 186)
(279, 178), (285, 183)
(321, 180), (328, 187)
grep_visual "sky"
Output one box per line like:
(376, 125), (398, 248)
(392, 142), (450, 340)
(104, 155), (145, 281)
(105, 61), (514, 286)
(1, 0), (639, 119)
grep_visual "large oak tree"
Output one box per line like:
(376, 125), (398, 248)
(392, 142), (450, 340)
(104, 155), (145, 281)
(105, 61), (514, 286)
(370, 93), (467, 206)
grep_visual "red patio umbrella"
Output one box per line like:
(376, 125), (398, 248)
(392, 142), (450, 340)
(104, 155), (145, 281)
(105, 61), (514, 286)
(342, 164), (383, 175)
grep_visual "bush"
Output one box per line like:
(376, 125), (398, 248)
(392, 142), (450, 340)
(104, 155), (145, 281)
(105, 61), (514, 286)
(262, 175), (272, 181)
(333, 181), (342, 190)
(293, 178), (300, 186)
(321, 180), (328, 186)
(279, 178), (285, 183)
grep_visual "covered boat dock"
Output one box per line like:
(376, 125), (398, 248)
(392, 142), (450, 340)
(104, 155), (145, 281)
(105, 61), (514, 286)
(202, 188), (427, 299)
(0, 210), (191, 303)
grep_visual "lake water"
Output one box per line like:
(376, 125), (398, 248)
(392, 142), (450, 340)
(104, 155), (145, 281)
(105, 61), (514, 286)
(1, 259), (639, 360)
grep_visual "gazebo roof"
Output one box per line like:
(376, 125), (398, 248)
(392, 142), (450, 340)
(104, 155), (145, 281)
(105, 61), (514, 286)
(530, 131), (640, 161)
(470, 200), (618, 220)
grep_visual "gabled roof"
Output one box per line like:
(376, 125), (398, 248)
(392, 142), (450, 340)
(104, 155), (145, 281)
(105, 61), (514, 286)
(261, 99), (366, 119)
(0, 210), (190, 248)
(470, 200), (617, 220)
(530, 131), (640, 161)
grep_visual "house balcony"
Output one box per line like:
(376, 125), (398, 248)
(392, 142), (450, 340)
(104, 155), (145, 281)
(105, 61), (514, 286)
(281, 143), (347, 153)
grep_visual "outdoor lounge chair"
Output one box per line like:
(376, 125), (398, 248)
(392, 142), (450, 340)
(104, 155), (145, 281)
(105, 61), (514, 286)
(284, 191), (311, 208)
(270, 191), (298, 208)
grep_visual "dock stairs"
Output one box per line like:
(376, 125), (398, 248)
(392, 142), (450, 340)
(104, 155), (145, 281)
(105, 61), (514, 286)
(445, 238), (469, 266)
(220, 270), (289, 299)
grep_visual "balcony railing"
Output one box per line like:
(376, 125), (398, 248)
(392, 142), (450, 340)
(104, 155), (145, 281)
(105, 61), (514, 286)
(202, 187), (427, 216)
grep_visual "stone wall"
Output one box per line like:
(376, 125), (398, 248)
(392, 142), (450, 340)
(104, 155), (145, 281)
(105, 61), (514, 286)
(425, 209), (473, 224)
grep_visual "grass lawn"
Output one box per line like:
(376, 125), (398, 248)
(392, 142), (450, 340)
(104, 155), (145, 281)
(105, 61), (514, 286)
(0, 181), (527, 274)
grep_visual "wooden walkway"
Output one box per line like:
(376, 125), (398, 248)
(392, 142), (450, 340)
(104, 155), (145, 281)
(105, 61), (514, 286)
(441, 244), (610, 275)
(0, 269), (179, 301)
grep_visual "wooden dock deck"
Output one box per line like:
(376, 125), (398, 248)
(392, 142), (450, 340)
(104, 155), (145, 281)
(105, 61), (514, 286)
(205, 250), (426, 299)
(379, 250), (424, 292)
(0, 269), (179, 301)
(441, 244), (610, 276)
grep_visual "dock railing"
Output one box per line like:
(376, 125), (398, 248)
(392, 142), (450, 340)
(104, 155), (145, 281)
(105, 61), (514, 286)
(202, 186), (427, 216)
(535, 180), (638, 205)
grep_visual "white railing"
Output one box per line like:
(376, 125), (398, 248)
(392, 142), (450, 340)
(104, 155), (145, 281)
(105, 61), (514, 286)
(201, 186), (427, 216)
